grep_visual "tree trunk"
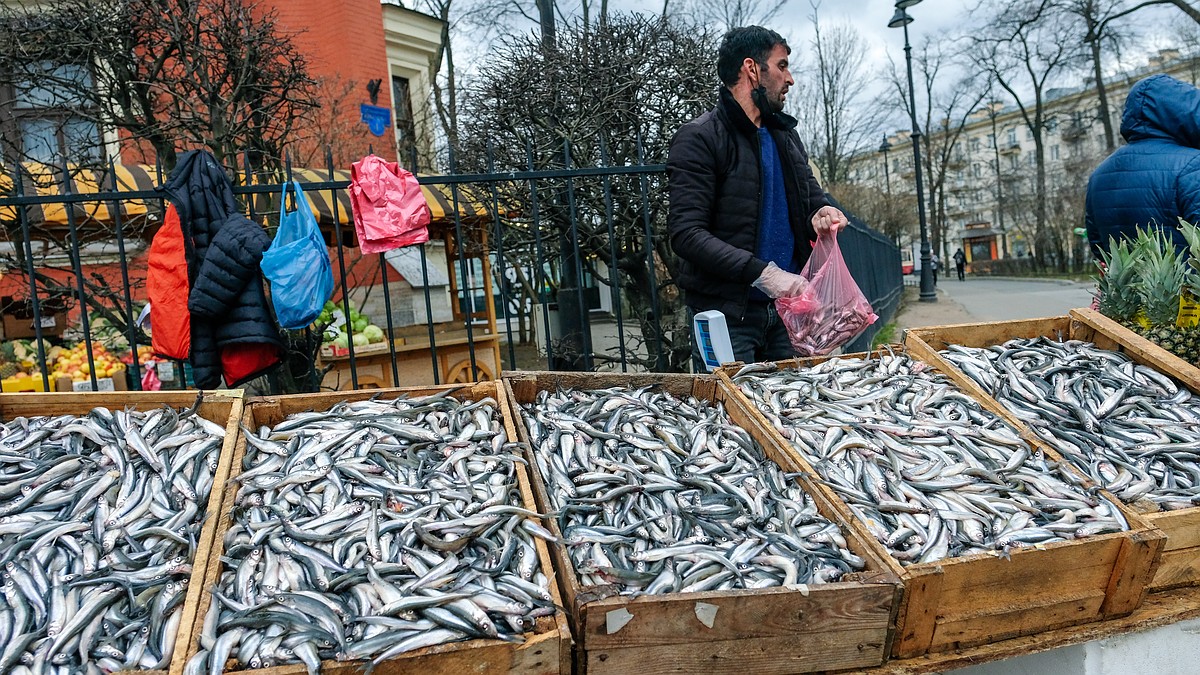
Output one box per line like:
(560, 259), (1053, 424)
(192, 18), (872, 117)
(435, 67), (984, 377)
(1088, 16), (1115, 152)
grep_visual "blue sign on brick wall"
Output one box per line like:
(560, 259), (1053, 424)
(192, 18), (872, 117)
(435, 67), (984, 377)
(360, 104), (391, 137)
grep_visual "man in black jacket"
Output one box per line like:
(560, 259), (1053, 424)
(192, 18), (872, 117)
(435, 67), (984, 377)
(669, 26), (846, 370)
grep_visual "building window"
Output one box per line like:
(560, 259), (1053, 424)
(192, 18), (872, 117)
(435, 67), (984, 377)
(970, 137), (981, 153)
(1026, 127), (1033, 141)
(987, 134), (995, 149)
(391, 75), (416, 166)
(1, 61), (101, 164)
(1008, 155), (1018, 170)
(1007, 128), (1018, 146)
(1051, 145), (1060, 161)
(973, 163), (982, 178)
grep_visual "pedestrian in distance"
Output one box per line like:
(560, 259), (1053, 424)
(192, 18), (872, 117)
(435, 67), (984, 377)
(931, 254), (939, 286)
(667, 25), (847, 371)
(953, 248), (966, 281)
(1085, 74), (1200, 257)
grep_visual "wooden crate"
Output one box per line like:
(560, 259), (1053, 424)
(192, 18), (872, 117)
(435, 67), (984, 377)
(0, 390), (246, 675)
(905, 310), (1200, 592)
(504, 371), (901, 675)
(177, 383), (570, 675)
(715, 353), (1166, 659)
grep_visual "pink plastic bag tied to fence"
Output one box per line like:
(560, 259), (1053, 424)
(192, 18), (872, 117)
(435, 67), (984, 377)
(775, 232), (878, 356)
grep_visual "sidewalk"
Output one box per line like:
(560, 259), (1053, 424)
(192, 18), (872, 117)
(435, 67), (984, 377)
(892, 285), (975, 332)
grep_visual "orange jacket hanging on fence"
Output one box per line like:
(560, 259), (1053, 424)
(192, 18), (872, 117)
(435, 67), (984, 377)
(147, 204), (191, 360)
(349, 155), (431, 253)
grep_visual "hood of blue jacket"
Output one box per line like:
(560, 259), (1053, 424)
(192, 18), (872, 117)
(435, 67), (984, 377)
(1121, 74), (1200, 148)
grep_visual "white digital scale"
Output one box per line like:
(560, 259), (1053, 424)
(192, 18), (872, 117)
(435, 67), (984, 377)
(692, 310), (735, 372)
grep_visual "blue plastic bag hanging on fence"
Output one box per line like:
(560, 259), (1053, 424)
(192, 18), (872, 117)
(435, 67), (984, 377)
(261, 181), (334, 330)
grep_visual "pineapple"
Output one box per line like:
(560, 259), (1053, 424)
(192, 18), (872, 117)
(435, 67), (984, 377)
(1096, 236), (1142, 325)
(1135, 227), (1194, 361)
(0, 343), (18, 380)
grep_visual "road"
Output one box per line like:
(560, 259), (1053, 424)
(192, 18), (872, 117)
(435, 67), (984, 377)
(894, 276), (1098, 332)
(937, 277), (1096, 322)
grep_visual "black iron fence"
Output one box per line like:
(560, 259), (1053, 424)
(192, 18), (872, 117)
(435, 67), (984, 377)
(0, 148), (903, 393)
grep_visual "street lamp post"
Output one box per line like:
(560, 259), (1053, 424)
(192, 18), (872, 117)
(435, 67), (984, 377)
(890, 0), (937, 303)
(879, 134), (892, 193)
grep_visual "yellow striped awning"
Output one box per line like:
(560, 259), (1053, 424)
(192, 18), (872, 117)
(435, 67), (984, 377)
(1, 163), (498, 230)
(0, 162), (154, 227)
(255, 168), (495, 226)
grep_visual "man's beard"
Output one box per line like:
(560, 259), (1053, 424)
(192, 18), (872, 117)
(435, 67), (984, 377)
(752, 85), (784, 116)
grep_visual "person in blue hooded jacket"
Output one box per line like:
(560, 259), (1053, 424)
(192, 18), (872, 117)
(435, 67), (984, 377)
(1085, 74), (1200, 257)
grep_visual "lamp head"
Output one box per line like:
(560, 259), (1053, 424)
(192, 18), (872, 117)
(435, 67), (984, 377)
(895, 0), (923, 8)
(889, 8), (913, 28)
(880, 135), (892, 153)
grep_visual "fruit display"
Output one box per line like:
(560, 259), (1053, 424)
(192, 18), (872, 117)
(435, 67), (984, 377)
(1096, 220), (1200, 363)
(0, 339), (60, 379)
(52, 341), (126, 382)
(316, 300), (386, 351)
(120, 344), (157, 368)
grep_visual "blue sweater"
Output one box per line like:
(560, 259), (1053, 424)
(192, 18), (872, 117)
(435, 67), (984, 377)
(752, 128), (794, 300)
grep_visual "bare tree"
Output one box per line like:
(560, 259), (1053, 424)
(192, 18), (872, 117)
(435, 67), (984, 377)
(888, 38), (989, 261)
(457, 14), (718, 371)
(827, 183), (917, 245)
(678, 0), (790, 28)
(969, 0), (1086, 270)
(0, 0), (318, 172)
(1065, 0), (1141, 152)
(796, 3), (885, 186)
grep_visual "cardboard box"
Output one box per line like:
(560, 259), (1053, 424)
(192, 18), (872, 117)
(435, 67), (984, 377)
(0, 296), (67, 339)
(55, 366), (129, 392)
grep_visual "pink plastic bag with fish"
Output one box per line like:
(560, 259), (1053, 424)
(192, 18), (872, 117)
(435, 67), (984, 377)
(776, 232), (878, 356)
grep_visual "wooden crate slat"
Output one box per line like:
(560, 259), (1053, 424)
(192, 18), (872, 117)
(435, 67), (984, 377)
(581, 583), (895, 649)
(930, 591), (1107, 647)
(1154, 547), (1200, 590)
(583, 629), (891, 675)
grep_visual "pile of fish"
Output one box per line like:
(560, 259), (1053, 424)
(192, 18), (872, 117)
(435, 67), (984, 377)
(0, 400), (224, 673)
(733, 355), (1129, 566)
(521, 386), (865, 595)
(186, 392), (554, 675)
(941, 337), (1200, 511)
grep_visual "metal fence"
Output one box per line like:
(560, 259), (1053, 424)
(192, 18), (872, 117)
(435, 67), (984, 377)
(0, 149), (903, 393)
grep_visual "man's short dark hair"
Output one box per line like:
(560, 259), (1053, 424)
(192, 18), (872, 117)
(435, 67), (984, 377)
(717, 26), (790, 87)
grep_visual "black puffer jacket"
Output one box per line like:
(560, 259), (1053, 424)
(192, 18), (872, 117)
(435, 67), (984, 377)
(668, 87), (831, 319)
(162, 150), (282, 388)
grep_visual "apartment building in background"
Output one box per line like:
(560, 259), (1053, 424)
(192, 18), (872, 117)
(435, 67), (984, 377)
(848, 49), (1199, 268)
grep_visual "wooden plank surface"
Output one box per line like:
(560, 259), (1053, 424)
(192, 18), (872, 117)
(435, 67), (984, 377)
(1149, 509), (1200, 551)
(584, 629), (891, 675)
(1102, 529), (1167, 616)
(930, 591), (1106, 648)
(863, 586), (1200, 674)
(1154, 547), (1200, 590)
(581, 583), (895, 649)
(178, 384), (569, 675)
(903, 317), (1072, 351)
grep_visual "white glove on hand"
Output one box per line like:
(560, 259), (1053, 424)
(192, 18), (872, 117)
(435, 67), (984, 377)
(752, 262), (810, 298)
